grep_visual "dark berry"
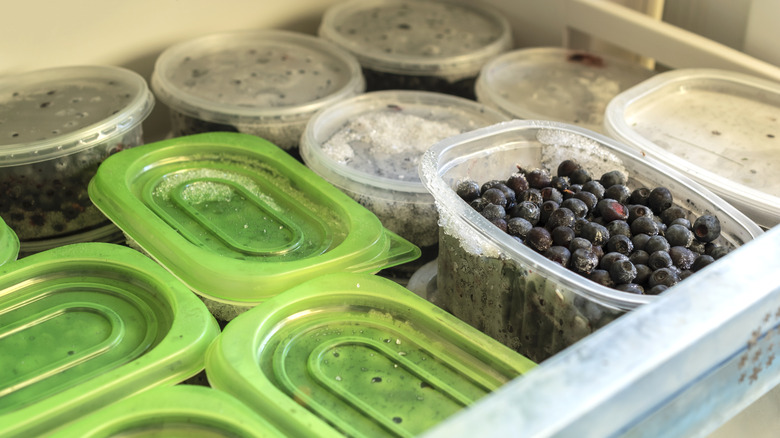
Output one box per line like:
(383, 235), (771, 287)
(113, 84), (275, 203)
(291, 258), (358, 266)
(456, 180), (480, 202)
(579, 221), (610, 246)
(569, 168), (592, 185)
(610, 259), (637, 284)
(470, 197), (489, 212)
(550, 176), (570, 192)
(490, 218), (508, 233)
(589, 269), (615, 287)
(627, 205), (653, 224)
(644, 235), (670, 254)
(482, 187), (507, 208)
(604, 184), (631, 204)
(600, 170), (627, 188)
(648, 251), (673, 270)
(647, 187), (673, 213)
(599, 252), (628, 271)
(557, 159), (581, 177)
(689, 240), (706, 255)
(615, 283), (644, 294)
(526, 169), (552, 189)
(507, 217), (533, 239)
(665, 224), (694, 247)
(551, 226), (576, 247)
(646, 285), (669, 295)
(506, 173), (529, 193)
(628, 187), (651, 205)
(660, 206), (687, 226)
(631, 233), (651, 251)
(606, 220), (631, 238)
(539, 200), (561, 225)
(544, 246), (571, 266)
(669, 246), (696, 270)
(518, 189), (543, 204)
(692, 254), (715, 271)
(525, 227), (552, 252)
(597, 199), (629, 222)
(582, 180), (606, 200)
(509, 201), (540, 225)
(540, 187), (563, 204)
(670, 217), (692, 229)
(569, 237), (592, 253)
(630, 216), (659, 236)
(573, 190), (598, 212)
(693, 215), (721, 243)
(560, 197), (588, 219)
(480, 203), (506, 221)
(634, 264), (652, 285)
(546, 206), (576, 231)
(480, 179), (505, 194)
(606, 234), (633, 255)
(648, 267), (680, 288)
(570, 248), (599, 274)
(629, 249), (650, 266)
(709, 245), (730, 260)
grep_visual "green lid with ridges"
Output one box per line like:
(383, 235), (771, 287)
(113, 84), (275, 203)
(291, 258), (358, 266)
(205, 272), (535, 438)
(88, 132), (420, 306)
(0, 242), (220, 437)
(47, 385), (287, 437)
(0, 216), (19, 265)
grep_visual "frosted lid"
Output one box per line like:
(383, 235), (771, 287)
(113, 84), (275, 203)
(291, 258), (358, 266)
(0, 65), (154, 166)
(151, 30), (365, 124)
(475, 47), (654, 132)
(604, 69), (780, 228)
(88, 132), (420, 305)
(301, 90), (509, 194)
(0, 243), (219, 437)
(318, 0), (512, 78)
(205, 272), (535, 437)
(0, 216), (18, 265)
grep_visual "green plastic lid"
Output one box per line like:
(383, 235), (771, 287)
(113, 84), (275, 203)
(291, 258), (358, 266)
(0, 216), (19, 265)
(48, 385), (287, 437)
(205, 272), (535, 438)
(88, 132), (420, 315)
(0, 243), (220, 437)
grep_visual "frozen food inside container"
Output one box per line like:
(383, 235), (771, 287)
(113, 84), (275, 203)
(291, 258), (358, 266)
(605, 68), (780, 229)
(419, 119), (762, 362)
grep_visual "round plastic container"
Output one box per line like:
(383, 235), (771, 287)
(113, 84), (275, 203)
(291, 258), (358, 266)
(0, 65), (154, 251)
(151, 29), (365, 157)
(419, 120), (763, 362)
(605, 68), (780, 229)
(0, 215), (19, 265)
(300, 90), (508, 269)
(475, 47), (654, 133)
(318, 0), (512, 100)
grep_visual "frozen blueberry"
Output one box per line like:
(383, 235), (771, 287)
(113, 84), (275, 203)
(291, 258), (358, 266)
(648, 267), (680, 288)
(570, 248), (599, 274)
(610, 259), (637, 284)
(634, 264), (652, 285)
(557, 159), (581, 177)
(506, 173), (529, 193)
(669, 246), (696, 270)
(560, 197), (588, 219)
(509, 201), (540, 225)
(631, 233), (651, 251)
(606, 234), (633, 255)
(569, 168), (592, 185)
(606, 220), (631, 238)
(670, 217), (692, 229)
(629, 249), (650, 266)
(693, 215), (721, 243)
(630, 216), (659, 236)
(604, 184), (631, 204)
(544, 246), (571, 266)
(490, 217), (508, 233)
(507, 217), (533, 239)
(470, 197), (489, 212)
(539, 200), (561, 225)
(666, 224), (694, 248)
(589, 269), (615, 288)
(572, 190), (598, 212)
(569, 237), (593, 253)
(480, 203), (506, 221)
(648, 250), (673, 270)
(599, 251), (628, 271)
(482, 187), (507, 208)
(644, 235), (670, 254)
(628, 187), (651, 205)
(518, 188), (543, 204)
(600, 170), (627, 188)
(526, 169), (552, 189)
(647, 187), (673, 213)
(646, 284), (669, 295)
(582, 180), (606, 200)
(550, 176), (570, 192)
(615, 283), (645, 294)
(579, 221), (610, 246)
(551, 226), (576, 247)
(525, 226), (553, 252)
(628, 204), (653, 224)
(692, 254), (715, 271)
(660, 206), (687, 226)
(480, 179), (505, 194)
(456, 180), (480, 202)
(597, 198), (629, 222)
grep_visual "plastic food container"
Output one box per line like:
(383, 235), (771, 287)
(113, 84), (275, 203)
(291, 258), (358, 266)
(151, 29), (365, 157)
(419, 119), (763, 362)
(205, 272), (535, 438)
(300, 90), (508, 269)
(0, 242), (220, 438)
(475, 47), (654, 133)
(48, 385), (287, 437)
(0, 65), (154, 253)
(0, 215), (19, 265)
(318, 0), (512, 100)
(605, 68), (780, 229)
(88, 132), (420, 323)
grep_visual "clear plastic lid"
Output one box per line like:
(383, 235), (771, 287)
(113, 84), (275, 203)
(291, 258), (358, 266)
(88, 132), (420, 307)
(205, 272), (535, 438)
(301, 90), (509, 196)
(605, 68), (780, 229)
(475, 47), (654, 133)
(318, 0), (512, 80)
(49, 385), (287, 437)
(0, 215), (19, 265)
(0, 65), (154, 166)
(0, 242), (220, 437)
(151, 29), (365, 128)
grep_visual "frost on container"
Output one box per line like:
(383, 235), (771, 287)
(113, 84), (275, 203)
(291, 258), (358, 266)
(420, 120), (762, 362)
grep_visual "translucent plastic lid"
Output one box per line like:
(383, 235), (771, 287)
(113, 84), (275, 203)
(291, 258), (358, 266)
(49, 385), (287, 437)
(0, 242), (220, 437)
(475, 47), (654, 133)
(605, 68), (780, 229)
(151, 29), (365, 125)
(318, 0), (512, 79)
(205, 272), (535, 438)
(301, 90), (509, 195)
(0, 65), (154, 166)
(0, 216), (19, 265)
(88, 132), (420, 305)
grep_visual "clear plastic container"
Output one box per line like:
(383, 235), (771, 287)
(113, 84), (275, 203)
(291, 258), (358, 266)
(151, 29), (365, 157)
(205, 272), (535, 438)
(0, 215), (19, 265)
(419, 119), (763, 362)
(300, 90), (509, 271)
(605, 68), (780, 229)
(48, 385), (287, 437)
(318, 0), (512, 100)
(475, 47), (655, 133)
(88, 132), (420, 323)
(0, 242), (220, 437)
(0, 65), (154, 252)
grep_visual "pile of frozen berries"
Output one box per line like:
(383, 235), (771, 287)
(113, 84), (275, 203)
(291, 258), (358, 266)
(457, 159), (730, 294)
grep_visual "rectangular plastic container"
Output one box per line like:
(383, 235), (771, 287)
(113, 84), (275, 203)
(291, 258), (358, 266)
(419, 119), (763, 362)
(424, 225), (780, 438)
(605, 68), (780, 229)
(0, 243), (219, 437)
(205, 272), (535, 438)
(88, 132), (420, 323)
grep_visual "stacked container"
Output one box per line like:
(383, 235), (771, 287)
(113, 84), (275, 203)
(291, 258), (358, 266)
(0, 65), (154, 256)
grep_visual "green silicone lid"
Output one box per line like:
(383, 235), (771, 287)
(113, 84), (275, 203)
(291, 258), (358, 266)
(0, 216), (19, 266)
(205, 272), (535, 438)
(48, 385), (287, 437)
(0, 243), (220, 437)
(88, 132), (420, 309)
